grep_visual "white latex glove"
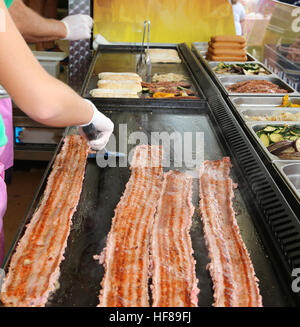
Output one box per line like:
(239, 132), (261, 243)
(61, 15), (93, 41)
(93, 33), (111, 50)
(79, 100), (114, 151)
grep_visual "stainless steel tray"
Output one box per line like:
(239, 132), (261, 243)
(229, 96), (300, 108)
(219, 75), (298, 97)
(246, 121), (300, 162)
(209, 61), (273, 77)
(273, 160), (300, 204)
(237, 107), (300, 123)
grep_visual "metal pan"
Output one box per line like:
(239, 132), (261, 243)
(246, 121), (300, 162)
(209, 61), (273, 77)
(274, 160), (300, 204)
(218, 75), (298, 97)
(237, 107), (300, 123)
(229, 96), (300, 108)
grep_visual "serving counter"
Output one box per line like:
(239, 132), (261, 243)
(1, 42), (300, 307)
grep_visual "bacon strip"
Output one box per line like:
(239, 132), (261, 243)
(199, 157), (262, 307)
(151, 171), (199, 307)
(0, 135), (89, 307)
(98, 145), (163, 307)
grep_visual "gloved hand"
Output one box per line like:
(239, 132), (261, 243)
(61, 15), (93, 41)
(93, 33), (111, 50)
(79, 100), (114, 151)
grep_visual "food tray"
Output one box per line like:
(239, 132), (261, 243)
(229, 96), (300, 108)
(274, 160), (300, 204)
(209, 61), (273, 77)
(236, 107), (300, 123)
(218, 75), (298, 97)
(246, 121), (300, 162)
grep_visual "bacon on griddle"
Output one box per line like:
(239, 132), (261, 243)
(98, 145), (164, 307)
(199, 158), (262, 307)
(151, 171), (199, 307)
(0, 135), (89, 307)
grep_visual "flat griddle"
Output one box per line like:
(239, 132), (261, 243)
(1, 43), (299, 307)
(81, 43), (205, 107)
(1, 105), (290, 307)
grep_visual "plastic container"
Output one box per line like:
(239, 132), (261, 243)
(33, 51), (67, 78)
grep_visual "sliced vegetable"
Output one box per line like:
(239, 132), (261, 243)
(278, 152), (300, 160)
(269, 133), (283, 143)
(259, 133), (270, 147)
(295, 138), (300, 152)
(267, 140), (294, 155)
(263, 126), (277, 132)
(153, 92), (175, 98)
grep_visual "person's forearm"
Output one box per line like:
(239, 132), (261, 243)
(9, 0), (66, 43)
(0, 0), (93, 127)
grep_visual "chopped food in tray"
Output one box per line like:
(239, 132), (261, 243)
(279, 94), (300, 107)
(141, 81), (199, 99)
(246, 111), (300, 121)
(90, 71), (199, 99)
(256, 125), (300, 159)
(227, 80), (288, 94)
(213, 62), (269, 75)
(152, 73), (187, 82)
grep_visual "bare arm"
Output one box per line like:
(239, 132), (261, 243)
(8, 0), (67, 43)
(0, 0), (93, 127)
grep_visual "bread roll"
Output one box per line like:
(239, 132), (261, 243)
(90, 88), (139, 98)
(97, 80), (142, 93)
(98, 72), (142, 82)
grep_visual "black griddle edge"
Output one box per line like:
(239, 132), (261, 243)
(186, 42), (300, 306)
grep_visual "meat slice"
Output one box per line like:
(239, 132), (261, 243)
(151, 171), (199, 307)
(0, 135), (89, 307)
(227, 80), (288, 93)
(98, 145), (164, 307)
(199, 158), (262, 307)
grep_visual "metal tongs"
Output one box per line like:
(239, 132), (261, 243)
(136, 20), (152, 82)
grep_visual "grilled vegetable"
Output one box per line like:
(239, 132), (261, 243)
(278, 152), (300, 160)
(269, 133), (283, 143)
(264, 126), (277, 132)
(153, 92), (175, 98)
(267, 140), (294, 155)
(279, 94), (300, 108)
(296, 138), (300, 152)
(256, 125), (300, 159)
(213, 62), (269, 75)
(259, 133), (269, 147)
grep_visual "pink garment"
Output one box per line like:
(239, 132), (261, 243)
(0, 162), (7, 266)
(0, 97), (13, 170)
